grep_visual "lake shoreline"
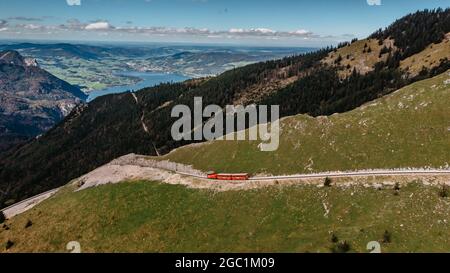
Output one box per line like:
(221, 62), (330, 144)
(87, 71), (190, 102)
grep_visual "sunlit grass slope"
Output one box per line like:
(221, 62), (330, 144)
(1, 180), (450, 253)
(164, 70), (450, 175)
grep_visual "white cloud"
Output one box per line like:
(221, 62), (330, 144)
(229, 28), (244, 33)
(367, 0), (381, 6)
(66, 0), (81, 6)
(23, 24), (42, 30)
(4, 18), (355, 44)
(6, 17), (318, 39)
(250, 28), (276, 34)
(290, 29), (310, 35)
(227, 27), (312, 37)
(85, 21), (111, 30)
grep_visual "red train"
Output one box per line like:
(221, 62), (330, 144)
(207, 172), (250, 181)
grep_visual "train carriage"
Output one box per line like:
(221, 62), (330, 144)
(207, 172), (249, 181)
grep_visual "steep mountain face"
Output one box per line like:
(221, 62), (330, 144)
(0, 9), (449, 208)
(0, 80), (202, 206)
(0, 50), (86, 153)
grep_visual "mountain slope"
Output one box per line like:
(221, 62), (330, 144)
(0, 80), (202, 206)
(0, 50), (86, 153)
(400, 32), (450, 77)
(2, 178), (450, 253)
(163, 70), (450, 175)
(0, 9), (449, 208)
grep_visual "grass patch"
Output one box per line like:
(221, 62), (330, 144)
(1, 180), (450, 253)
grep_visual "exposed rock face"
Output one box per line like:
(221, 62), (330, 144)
(0, 50), (86, 153)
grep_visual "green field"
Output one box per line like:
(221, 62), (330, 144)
(40, 57), (139, 92)
(1, 179), (450, 253)
(163, 70), (450, 175)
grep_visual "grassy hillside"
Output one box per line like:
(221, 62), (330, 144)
(2, 179), (450, 253)
(163, 70), (450, 175)
(322, 38), (396, 78)
(400, 33), (450, 77)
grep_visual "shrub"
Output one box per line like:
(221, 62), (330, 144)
(330, 233), (339, 243)
(77, 180), (85, 188)
(439, 185), (449, 198)
(331, 241), (351, 253)
(335, 55), (343, 64)
(380, 46), (391, 55)
(324, 177), (332, 187)
(383, 230), (392, 243)
(5, 240), (14, 250)
(25, 220), (33, 229)
(393, 183), (401, 196)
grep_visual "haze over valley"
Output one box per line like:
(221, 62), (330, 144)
(0, 42), (312, 94)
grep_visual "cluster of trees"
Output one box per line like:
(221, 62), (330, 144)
(263, 52), (449, 118)
(370, 8), (450, 58)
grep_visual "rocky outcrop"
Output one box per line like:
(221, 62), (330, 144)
(0, 50), (86, 153)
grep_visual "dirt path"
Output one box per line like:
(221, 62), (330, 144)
(129, 92), (160, 156)
(1, 188), (59, 219)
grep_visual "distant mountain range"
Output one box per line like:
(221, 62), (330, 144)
(0, 42), (312, 92)
(0, 50), (86, 153)
(0, 9), (449, 208)
(0, 42), (309, 61)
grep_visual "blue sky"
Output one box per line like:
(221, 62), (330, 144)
(0, 0), (448, 46)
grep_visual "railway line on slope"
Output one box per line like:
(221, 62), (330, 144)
(2, 165), (450, 219)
